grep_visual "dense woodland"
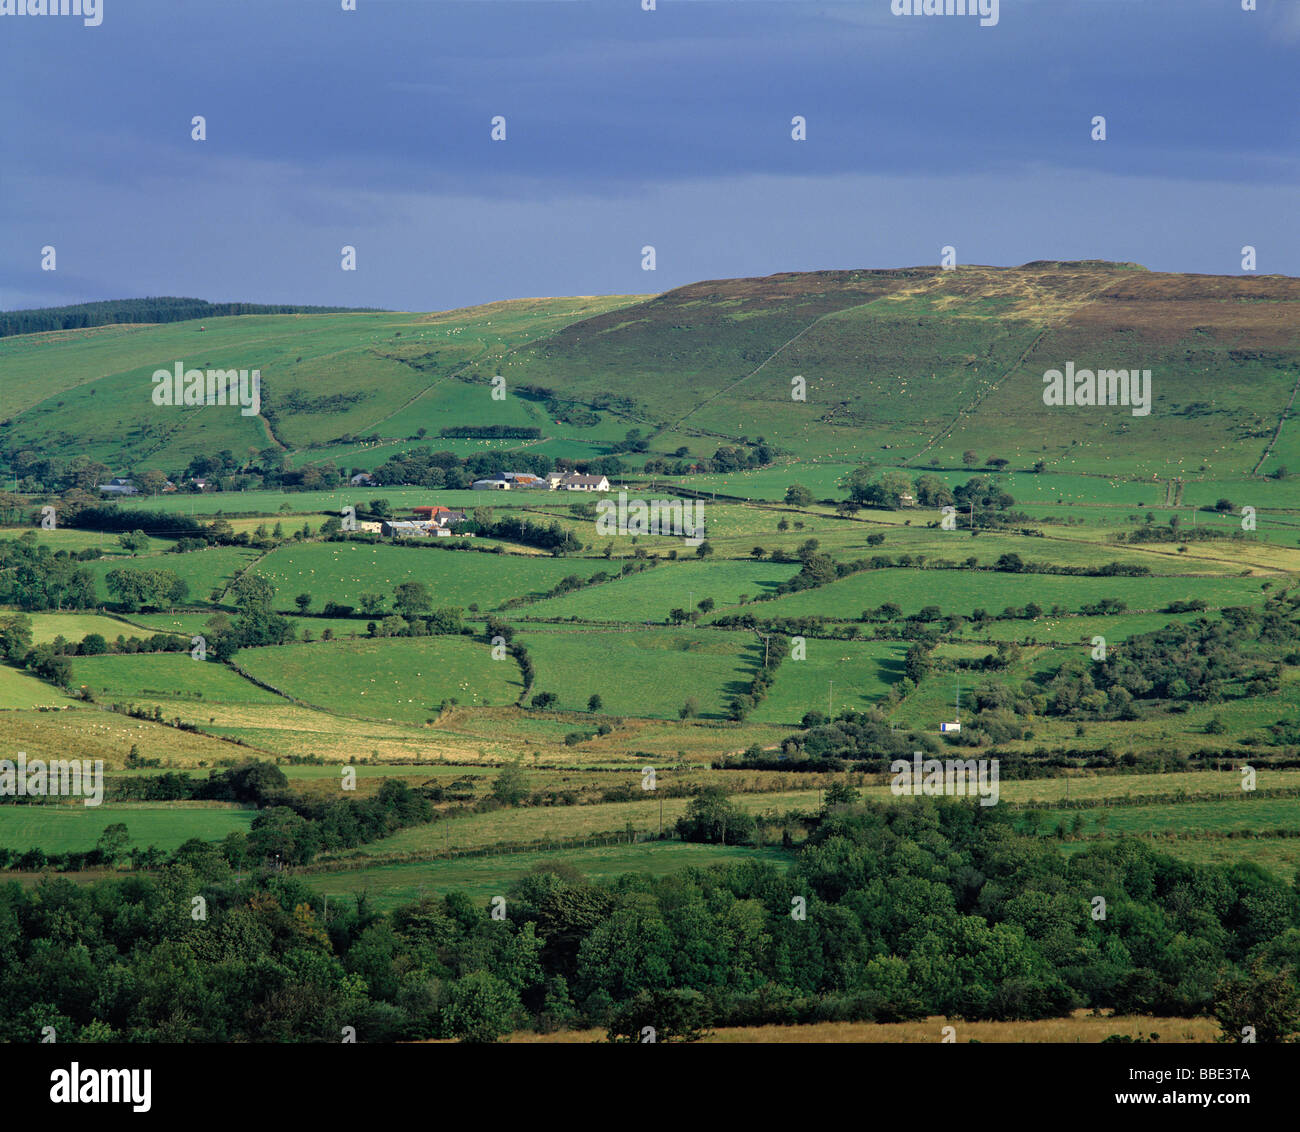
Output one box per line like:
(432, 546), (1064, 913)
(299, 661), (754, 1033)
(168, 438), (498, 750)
(2, 799), (1297, 1042)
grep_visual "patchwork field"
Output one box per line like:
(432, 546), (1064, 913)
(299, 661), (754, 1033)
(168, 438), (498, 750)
(3, 263), (1300, 1046)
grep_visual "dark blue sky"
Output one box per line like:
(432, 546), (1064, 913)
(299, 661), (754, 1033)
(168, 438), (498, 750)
(2, 0), (1296, 312)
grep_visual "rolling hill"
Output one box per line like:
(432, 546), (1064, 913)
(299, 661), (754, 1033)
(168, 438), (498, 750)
(2, 262), (1297, 483)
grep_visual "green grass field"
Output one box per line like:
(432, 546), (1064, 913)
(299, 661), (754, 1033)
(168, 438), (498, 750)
(519, 627), (756, 720)
(234, 635), (521, 722)
(1022, 796), (1300, 837)
(302, 842), (790, 911)
(0, 802), (254, 853)
(0, 667), (78, 710)
(356, 789), (821, 858)
(123, 486), (503, 517)
(81, 545), (262, 604)
(728, 568), (1268, 623)
(70, 653), (283, 706)
(751, 640), (908, 724)
(0, 527), (174, 555)
(517, 558), (796, 621)
(251, 541), (612, 613)
(26, 613), (162, 645)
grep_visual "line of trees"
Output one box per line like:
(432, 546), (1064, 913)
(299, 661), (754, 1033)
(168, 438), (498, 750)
(0, 297), (376, 338)
(728, 633), (790, 721)
(438, 426), (541, 439)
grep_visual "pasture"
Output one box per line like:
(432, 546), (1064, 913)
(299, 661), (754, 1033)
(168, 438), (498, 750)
(70, 653), (283, 706)
(751, 639), (908, 724)
(517, 559), (795, 621)
(0, 667), (78, 710)
(519, 627), (756, 720)
(730, 568), (1268, 622)
(251, 541), (612, 613)
(0, 802), (254, 854)
(26, 613), (160, 645)
(234, 635), (521, 723)
(81, 545), (262, 604)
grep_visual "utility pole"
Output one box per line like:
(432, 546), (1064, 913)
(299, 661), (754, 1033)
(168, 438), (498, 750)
(828, 680), (834, 717)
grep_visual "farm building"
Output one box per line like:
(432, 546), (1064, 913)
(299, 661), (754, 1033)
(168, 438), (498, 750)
(381, 519), (433, 538)
(350, 472), (377, 486)
(471, 471), (545, 490)
(412, 505), (468, 528)
(554, 473), (610, 492)
(98, 477), (139, 496)
(438, 510), (468, 528)
(385, 508), (468, 537)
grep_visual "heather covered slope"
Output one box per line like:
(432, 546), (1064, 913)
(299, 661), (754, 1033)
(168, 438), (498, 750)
(508, 261), (1300, 475)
